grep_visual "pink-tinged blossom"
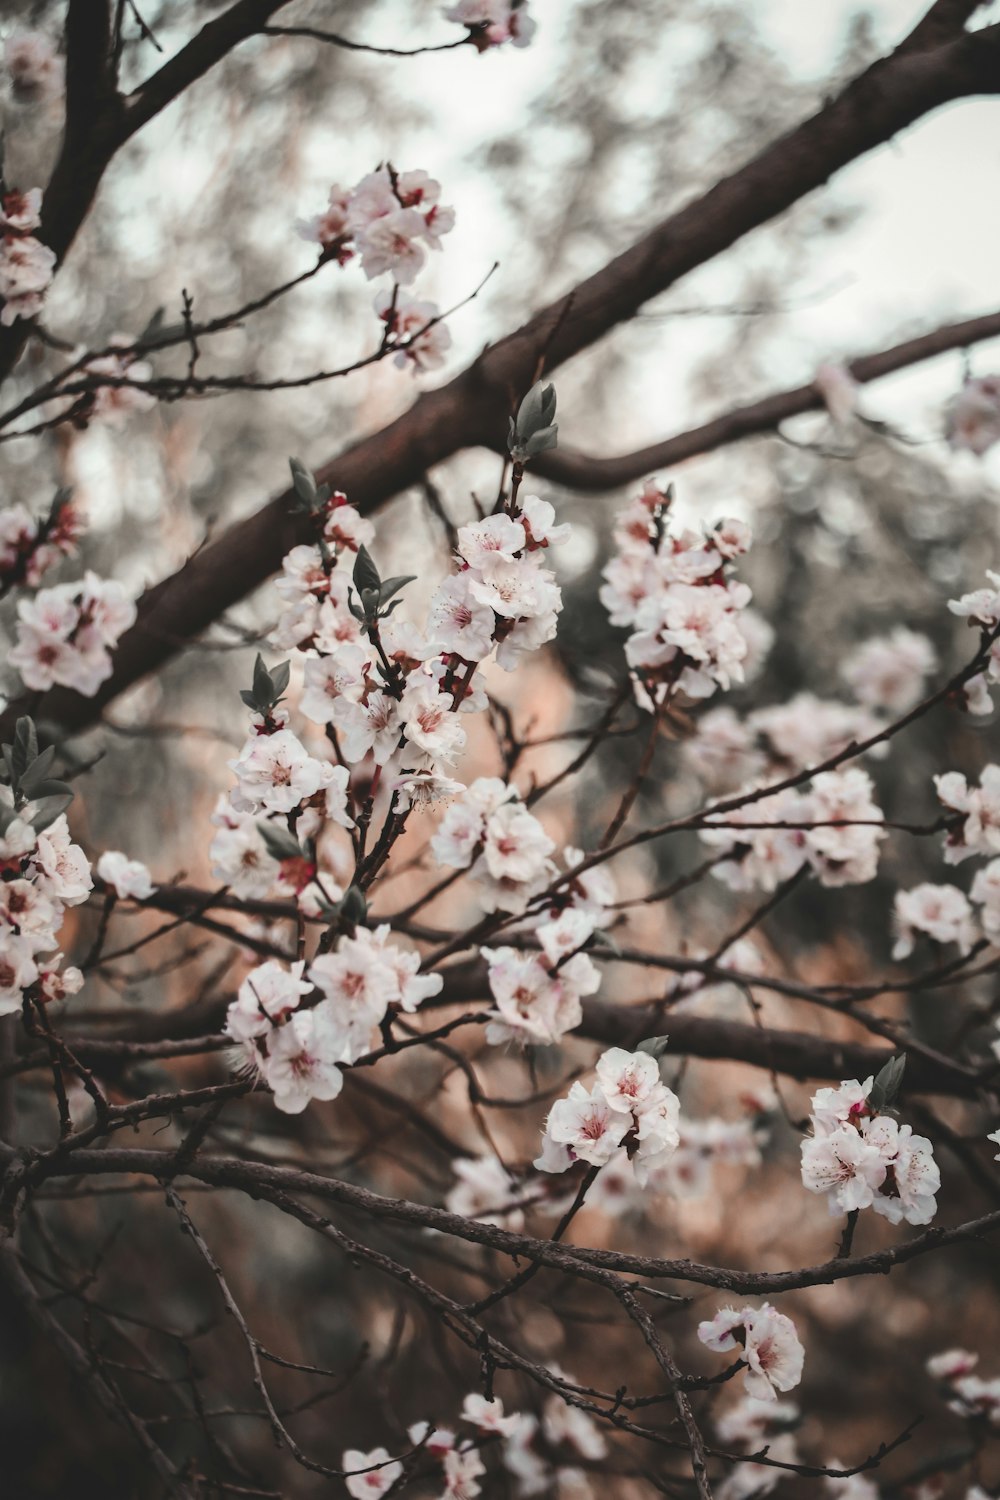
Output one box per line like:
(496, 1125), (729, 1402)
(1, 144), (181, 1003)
(445, 0), (537, 49)
(430, 778), (515, 869)
(446, 1155), (526, 1230)
(391, 769), (465, 811)
(442, 1446), (485, 1499)
(225, 960), (312, 1045)
(0, 878), (60, 952)
(343, 1446), (404, 1499)
(750, 693), (882, 772)
(0, 188), (42, 234)
(4, 30), (63, 101)
(698, 1303), (804, 1402)
(0, 227), (55, 324)
(228, 730), (329, 815)
(484, 947), (589, 1046)
(375, 289), (451, 372)
(461, 1395), (522, 1438)
(331, 691), (402, 766)
(95, 850), (155, 901)
(9, 573), (136, 695)
(262, 1007), (344, 1114)
(948, 570), (1000, 628)
(800, 1124), (888, 1214)
(842, 628), (937, 715)
(399, 674), (467, 768)
(428, 572), (497, 661)
(808, 1076), (875, 1136)
(700, 785), (810, 893)
(209, 798), (280, 899)
(37, 955), (83, 1005)
(521, 495), (570, 549)
(892, 883), (978, 960)
(0, 933), (39, 1015)
(804, 769), (885, 888)
(300, 643), (370, 723)
(935, 766), (1000, 864)
(947, 1374), (1000, 1426)
(29, 816), (92, 905)
(456, 512), (525, 567)
(948, 375), (1000, 456)
(540, 1081), (629, 1168)
(408, 1422), (456, 1456)
(481, 801), (554, 884)
(927, 1348), (979, 1382)
(295, 183), (352, 253)
(595, 1047), (661, 1114)
(863, 1116), (940, 1225)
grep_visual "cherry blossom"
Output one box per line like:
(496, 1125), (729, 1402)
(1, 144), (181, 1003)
(461, 1394), (521, 1438)
(892, 882), (978, 960)
(935, 766), (1000, 864)
(225, 960), (312, 1046)
(374, 289), (452, 372)
(9, 573), (137, 695)
(841, 627), (937, 714)
(95, 851), (155, 901)
(260, 1007), (345, 1114)
(442, 1446), (485, 1498)
(343, 1446), (404, 1499)
(228, 729), (331, 815)
(927, 1348), (979, 1381)
(0, 216), (55, 324)
(445, 0), (537, 49)
(446, 1156), (526, 1230)
(697, 1302), (805, 1401)
(947, 374), (1000, 456)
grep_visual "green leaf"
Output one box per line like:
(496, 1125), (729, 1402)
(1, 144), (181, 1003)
(29, 793), (74, 832)
(270, 660), (291, 700)
(868, 1054), (906, 1114)
(289, 457), (318, 511)
(25, 778), (73, 803)
(635, 1035), (671, 1060)
(339, 885), (368, 926)
(251, 654), (274, 708)
(378, 574), (417, 605)
(257, 821), (302, 862)
(12, 717), (38, 781)
(18, 745), (56, 798)
(353, 545), (381, 597)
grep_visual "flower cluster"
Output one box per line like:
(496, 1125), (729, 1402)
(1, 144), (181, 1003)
(96, 850), (156, 901)
(0, 494), (82, 593)
(892, 882), (977, 961)
(298, 165), (454, 285)
(599, 481), (754, 707)
(841, 627), (937, 714)
(948, 374), (1000, 457)
(374, 288), (451, 373)
(0, 188), (55, 325)
(800, 1074), (940, 1225)
(927, 1348), (1000, 1429)
(535, 1047), (681, 1187)
(9, 571), (137, 695)
(713, 1396), (800, 1500)
(936, 765), (1000, 864)
(444, 0), (536, 50)
(432, 778), (555, 912)
(698, 1302), (805, 1402)
(226, 929), (440, 1112)
(0, 806), (89, 1018)
(700, 768), (885, 892)
(4, 28), (63, 103)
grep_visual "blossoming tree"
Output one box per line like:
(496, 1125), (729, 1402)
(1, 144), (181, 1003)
(3, 3), (1000, 1497)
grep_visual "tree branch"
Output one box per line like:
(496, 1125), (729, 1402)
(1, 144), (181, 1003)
(15, 16), (1000, 739)
(530, 306), (1000, 491)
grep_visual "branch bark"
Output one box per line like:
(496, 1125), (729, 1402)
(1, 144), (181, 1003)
(15, 16), (1000, 740)
(530, 306), (1000, 491)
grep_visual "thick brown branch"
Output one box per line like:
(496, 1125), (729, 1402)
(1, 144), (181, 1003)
(531, 306), (1000, 491)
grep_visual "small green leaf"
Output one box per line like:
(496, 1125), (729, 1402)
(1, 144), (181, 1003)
(270, 660), (291, 700)
(30, 793), (74, 832)
(339, 885), (368, 926)
(868, 1054), (906, 1114)
(353, 545), (381, 597)
(257, 821), (302, 862)
(635, 1035), (671, 1060)
(379, 574), (417, 605)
